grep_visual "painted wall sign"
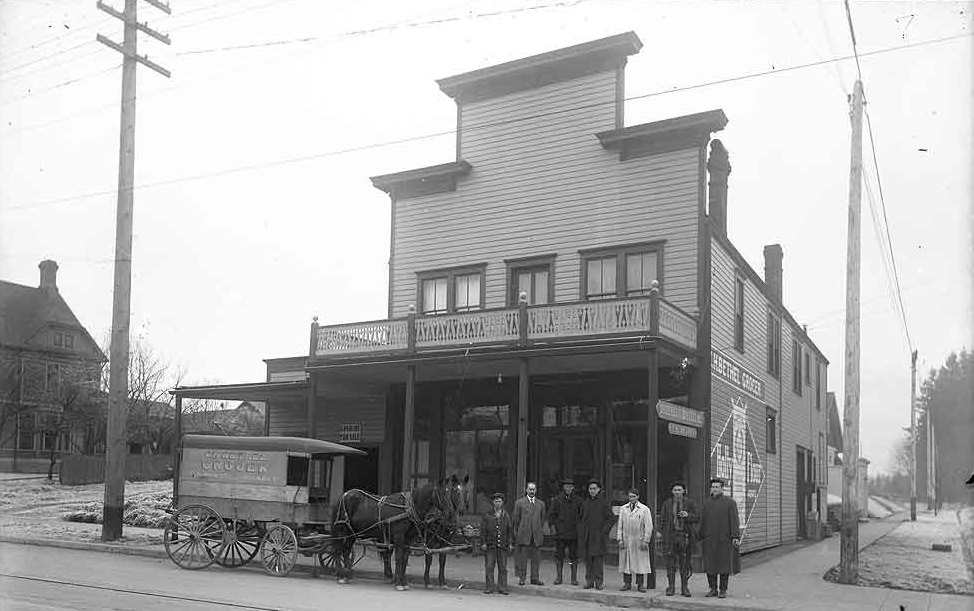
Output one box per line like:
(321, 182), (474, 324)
(711, 349), (765, 400)
(710, 396), (766, 542)
(657, 400), (705, 428)
(340, 423), (362, 443)
(667, 422), (698, 439)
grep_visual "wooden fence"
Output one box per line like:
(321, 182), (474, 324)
(59, 454), (173, 486)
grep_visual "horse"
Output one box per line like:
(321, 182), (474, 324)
(331, 477), (463, 591)
(421, 474), (471, 589)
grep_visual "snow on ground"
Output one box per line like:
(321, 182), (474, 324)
(851, 509), (973, 595)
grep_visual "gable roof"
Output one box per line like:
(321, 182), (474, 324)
(0, 279), (105, 360)
(827, 391), (843, 453)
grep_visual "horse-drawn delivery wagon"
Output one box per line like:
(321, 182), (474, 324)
(164, 434), (470, 587)
(164, 434), (366, 576)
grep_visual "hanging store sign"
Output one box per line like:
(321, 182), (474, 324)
(339, 423), (362, 443)
(711, 349), (765, 400)
(656, 400), (705, 428)
(667, 422), (698, 439)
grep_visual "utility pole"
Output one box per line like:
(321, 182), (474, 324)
(96, 0), (170, 542)
(910, 349), (918, 521)
(839, 79), (864, 585)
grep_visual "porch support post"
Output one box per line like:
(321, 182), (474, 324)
(647, 349), (660, 510)
(173, 394), (182, 504)
(307, 374), (318, 439)
(401, 365), (415, 489)
(516, 358), (529, 496)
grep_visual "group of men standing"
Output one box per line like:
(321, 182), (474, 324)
(479, 477), (741, 598)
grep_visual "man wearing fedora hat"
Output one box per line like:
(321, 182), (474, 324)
(547, 477), (582, 585)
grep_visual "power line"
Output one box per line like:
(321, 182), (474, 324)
(4, 30), (971, 213)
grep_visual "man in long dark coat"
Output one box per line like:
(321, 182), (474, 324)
(547, 478), (582, 585)
(698, 477), (740, 598)
(577, 479), (616, 590)
(658, 480), (699, 597)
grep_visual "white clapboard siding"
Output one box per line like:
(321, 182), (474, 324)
(392, 70), (701, 317)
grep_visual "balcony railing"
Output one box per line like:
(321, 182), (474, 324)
(314, 293), (697, 358)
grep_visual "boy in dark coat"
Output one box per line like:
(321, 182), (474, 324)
(577, 479), (616, 590)
(658, 480), (699, 597)
(547, 478), (582, 585)
(698, 478), (740, 598)
(480, 492), (514, 595)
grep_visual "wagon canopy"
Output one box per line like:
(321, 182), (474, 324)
(182, 434), (366, 456)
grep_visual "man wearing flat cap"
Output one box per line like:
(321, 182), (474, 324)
(480, 492), (513, 595)
(699, 477), (740, 598)
(547, 477), (582, 585)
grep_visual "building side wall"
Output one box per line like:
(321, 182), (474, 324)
(392, 70), (701, 316)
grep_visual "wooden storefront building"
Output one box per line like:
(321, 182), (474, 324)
(175, 31), (829, 552)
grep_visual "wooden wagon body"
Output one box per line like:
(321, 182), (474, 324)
(165, 435), (365, 575)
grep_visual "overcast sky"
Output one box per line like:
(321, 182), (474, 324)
(1, 0), (970, 474)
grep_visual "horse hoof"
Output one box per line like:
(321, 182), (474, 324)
(338, 578), (349, 585)
(395, 585), (406, 592)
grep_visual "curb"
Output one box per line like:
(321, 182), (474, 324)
(0, 536), (779, 611)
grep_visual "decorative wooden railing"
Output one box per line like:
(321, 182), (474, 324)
(316, 319), (409, 355)
(314, 294), (697, 357)
(414, 309), (519, 348)
(527, 297), (652, 340)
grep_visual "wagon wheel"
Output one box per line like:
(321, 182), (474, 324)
(261, 524), (298, 577)
(216, 520), (261, 568)
(164, 504), (227, 570)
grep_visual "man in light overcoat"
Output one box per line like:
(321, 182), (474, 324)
(512, 481), (547, 586)
(616, 487), (654, 592)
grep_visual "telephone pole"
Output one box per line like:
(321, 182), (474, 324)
(909, 349), (918, 521)
(839, 79), (864, 585)
(96, 0), (170, 542)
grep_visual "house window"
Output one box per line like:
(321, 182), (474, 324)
(509, 261), (552, 306)
(815, 361), (822, 410)
(792, 340), (802, 396)
(64, 334), (74, 349)
(804, 351), (811, 386)
(734, 277), (745, 352)
(17, 413), (35, 450)
(585, 257), (616, 300)
(46, 363), (60, 394)
(454, 273), (481, 312)
(766, 408), (777, 454)
(418, 266), (485, 314)
(625, 252), (658, 296)
(53, 332), (63, 347)
(581, 243), (662, 300)
(766, 310), (781, 378)
(421, 277), (448, 314)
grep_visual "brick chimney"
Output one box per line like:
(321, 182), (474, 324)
(707, 139), (731, 235)
(763, 245), (783, 302)
(39, 259), (58, 291)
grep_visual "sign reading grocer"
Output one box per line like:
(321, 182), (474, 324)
(711, 349), (764, 400)
(183, 447), (281, 484)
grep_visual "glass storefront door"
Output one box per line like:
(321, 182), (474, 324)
(539, 433), (601, 503)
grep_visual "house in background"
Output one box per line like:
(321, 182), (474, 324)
(174, 31), (830, 552)
(0, 260), (106, 472)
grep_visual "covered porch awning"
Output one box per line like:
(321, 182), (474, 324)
(170, 380), (308, 402)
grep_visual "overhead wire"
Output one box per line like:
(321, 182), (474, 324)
(4, 30), (972, 213)
(842, 0), (914, 353)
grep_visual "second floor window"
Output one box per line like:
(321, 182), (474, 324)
(792, 340), (802, 396)
(766, 310), (781, 378)
(734, 277), (745, 352)
(586, 256), (616, 300)
(418, 267), (484, 315)
(582, 245), (661, 301)
(815, 360), (822, 410)
(804, 352), (811, 386)
(766, 408), (777, 454)
(511, 266), (551, 305)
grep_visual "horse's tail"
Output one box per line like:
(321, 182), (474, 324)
(330, 490), (359, 581)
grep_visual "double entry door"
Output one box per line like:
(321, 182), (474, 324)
(539, 432), (602, 504)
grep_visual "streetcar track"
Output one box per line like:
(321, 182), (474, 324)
(0, 573), (287, 610)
